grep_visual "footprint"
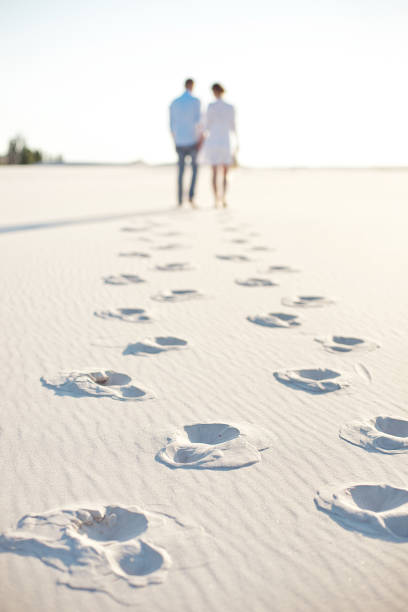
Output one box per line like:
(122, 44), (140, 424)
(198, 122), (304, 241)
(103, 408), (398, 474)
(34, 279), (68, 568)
(315, 484), (408, 540)
(123, 337), (188, 356)
(282, 295), (334, 308)
(103, 275), (145, 285)
(156, 423), (270, 470)
(249, 246), (271, 252)
(94, 308), (152, 323)
(230, 238), (248, 244)
(118, 252), (151, 258)
(236, 278), (278, 287)
(151, 289), (203, 303)
(158, 230), (182, 237)
(154, 263), (194, 272)
(315, 335), (380, 354)
(248, 312), (301, 328)
(41, 369), (154, 401)
(0, 504), (176, 600)
(137, 237), (153, 243)
(340, 416), (408, 454)
(223, 227), (239, 232)
(274, 368), (348, 393)
(263, 265), (298, 273)
(155, 336), (188, 347)
(216, 254), (251, 262)
(121, 226), (150, 233)
(154, 243), (186, 251)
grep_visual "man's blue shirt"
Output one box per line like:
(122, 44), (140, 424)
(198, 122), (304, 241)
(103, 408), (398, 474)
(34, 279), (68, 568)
(169, 91), (201, 146)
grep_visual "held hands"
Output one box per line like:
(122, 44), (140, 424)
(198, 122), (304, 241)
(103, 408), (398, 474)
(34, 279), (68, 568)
(197, 133), (205, 151)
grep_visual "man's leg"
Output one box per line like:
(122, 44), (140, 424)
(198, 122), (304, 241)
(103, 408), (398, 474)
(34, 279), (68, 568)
(177, 147), (186, 205)
(189, 146), (198, 205)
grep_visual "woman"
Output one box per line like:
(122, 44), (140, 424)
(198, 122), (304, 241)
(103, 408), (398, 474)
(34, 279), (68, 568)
(203, 83), (237, 208)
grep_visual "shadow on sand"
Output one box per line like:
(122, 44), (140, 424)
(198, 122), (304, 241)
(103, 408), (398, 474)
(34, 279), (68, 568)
(0, 207), (174, 235)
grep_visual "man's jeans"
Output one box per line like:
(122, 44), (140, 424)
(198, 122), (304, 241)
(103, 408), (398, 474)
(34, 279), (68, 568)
(176, 143), (198, 205)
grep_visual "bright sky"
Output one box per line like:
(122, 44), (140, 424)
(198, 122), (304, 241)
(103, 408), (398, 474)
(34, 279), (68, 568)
(1, 0), (408, 166)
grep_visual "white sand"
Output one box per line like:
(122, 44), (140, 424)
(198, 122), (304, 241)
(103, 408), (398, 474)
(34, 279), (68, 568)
(0, 165), (408, 611)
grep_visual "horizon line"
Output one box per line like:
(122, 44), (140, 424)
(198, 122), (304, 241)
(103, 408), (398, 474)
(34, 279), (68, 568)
(1, 161), (408, 171)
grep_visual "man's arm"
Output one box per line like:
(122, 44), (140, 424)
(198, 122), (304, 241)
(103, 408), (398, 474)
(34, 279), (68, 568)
(169, 102), (176, 141)
(195, 100), (204, 148)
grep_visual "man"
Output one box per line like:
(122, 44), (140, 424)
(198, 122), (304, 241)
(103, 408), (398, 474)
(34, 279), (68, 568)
(169, 78), (202, 207)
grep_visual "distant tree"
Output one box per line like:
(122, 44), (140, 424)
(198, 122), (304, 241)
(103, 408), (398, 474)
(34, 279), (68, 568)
(33, 150), (42, 163)
(6, 136), (43, 164)
(20, 146), (32, 164)
(7, 137), (22, 164)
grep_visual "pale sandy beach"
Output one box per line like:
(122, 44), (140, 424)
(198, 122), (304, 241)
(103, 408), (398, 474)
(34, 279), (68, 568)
(1, 165), (408, 611)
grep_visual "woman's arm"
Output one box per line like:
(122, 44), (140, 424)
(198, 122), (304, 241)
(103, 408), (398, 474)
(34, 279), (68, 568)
(231, 106), (238, 152)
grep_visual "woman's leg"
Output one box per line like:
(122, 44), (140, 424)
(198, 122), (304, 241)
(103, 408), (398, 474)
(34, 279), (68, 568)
(222, 165), (229, 207)
(212, 166), (219, 206)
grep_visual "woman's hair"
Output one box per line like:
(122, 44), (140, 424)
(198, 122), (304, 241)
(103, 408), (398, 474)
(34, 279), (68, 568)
(212, 83), (225, 95)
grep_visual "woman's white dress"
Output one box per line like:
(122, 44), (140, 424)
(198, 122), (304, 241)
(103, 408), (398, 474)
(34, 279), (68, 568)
(202, 99), (236, 165)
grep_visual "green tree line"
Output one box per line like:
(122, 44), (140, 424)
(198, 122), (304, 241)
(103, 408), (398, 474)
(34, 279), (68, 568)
(2, 136), (42, 164)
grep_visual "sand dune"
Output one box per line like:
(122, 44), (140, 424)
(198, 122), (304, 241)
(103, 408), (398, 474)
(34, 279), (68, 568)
(0, 166), (407, 612)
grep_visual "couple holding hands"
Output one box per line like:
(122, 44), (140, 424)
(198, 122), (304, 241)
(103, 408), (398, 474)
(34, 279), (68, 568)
(169, 78), (237, 208)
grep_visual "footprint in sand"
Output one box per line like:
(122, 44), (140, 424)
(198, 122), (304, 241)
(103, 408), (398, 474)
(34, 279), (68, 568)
(230, 238), (248, 244)
(262, 265), (299, 273)
(315, 335), (380, 354)
(216, 254), (251, 262)
(41, 369), (154, 401)
(340, 416), (408, 454)
(137, 237), (153, 243)
(157, 423), (271, 470)
(158, 230), (182, 237)
(249, 246), (271, 252)
(154, 262), (194, 272)
(151, 289), (203, 303)
(236, 278), (278, 287)
(315, 483), (408, 540)
(0, 504), (184, 600)
(94, 308), (152, 323)
(154, 243), (186, 251)
(123, 337), (188, 356)
(248, 312), (301, 328)
(103, 275), (145, 285)
(120, 226), (150, 233)
(282, 295), (334, 307)
(274, 368), (348, 393)
(118, 251), (151, 258)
